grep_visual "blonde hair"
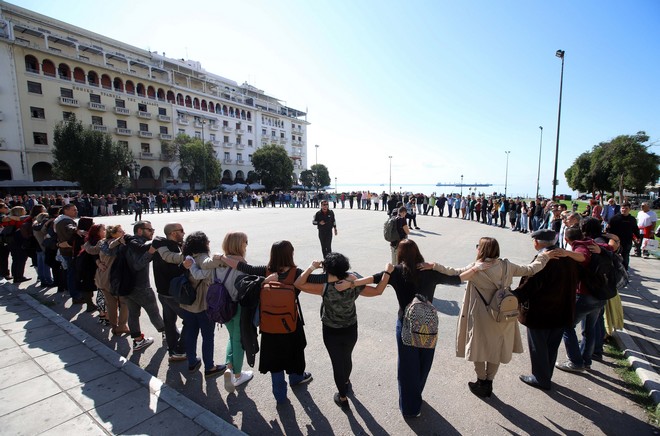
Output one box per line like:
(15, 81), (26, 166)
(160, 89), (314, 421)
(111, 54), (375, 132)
(9, 206), (26, 217)
(222, 232), (248, 257)
(105, 225), (124, 239)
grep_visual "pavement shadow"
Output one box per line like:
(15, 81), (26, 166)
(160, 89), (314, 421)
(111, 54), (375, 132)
(549, 384), (651, 434)
(291, 384), (333, 434)
(229, 388), (273, 434)
(482, 393), (559, 434)
(433, 298), (461, 317)
(349, 393), (388, 435)
(404, 400), (460, 435)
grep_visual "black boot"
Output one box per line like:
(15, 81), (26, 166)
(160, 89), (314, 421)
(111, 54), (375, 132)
(468, 379), (491, 398)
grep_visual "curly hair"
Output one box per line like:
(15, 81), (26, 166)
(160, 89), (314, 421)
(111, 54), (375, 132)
(182, 231), (210, 256)
(322, 252), (350, 280)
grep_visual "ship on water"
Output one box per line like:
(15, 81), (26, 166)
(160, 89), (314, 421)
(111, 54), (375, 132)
(436, 182), (493, 187)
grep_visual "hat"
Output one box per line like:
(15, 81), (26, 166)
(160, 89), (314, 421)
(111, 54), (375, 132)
(531, 229), (556, 241)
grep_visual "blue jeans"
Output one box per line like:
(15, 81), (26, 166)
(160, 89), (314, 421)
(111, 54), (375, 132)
(63, 255), (80, 299)
(396, 318), (435, 416)
(36, 251), (53, 285)
(271, 371), (307, 403)
(562, 294), (606, 367)
(180, 309), (215, 370)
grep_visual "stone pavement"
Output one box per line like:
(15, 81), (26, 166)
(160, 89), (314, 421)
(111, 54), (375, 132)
(1, 206), (658, 434)
(0, 285), (243, 435)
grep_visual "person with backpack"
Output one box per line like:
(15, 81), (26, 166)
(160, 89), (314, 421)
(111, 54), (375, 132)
(383, 239), (480, 418)
(195, 232), (253, 393)
(388, 206), (410, 264)
(177, 231), (226, 379)
(513, 229), (581, 391)
(220, 240), (328, 404)
(427, 237), (558, 399)
(151, 223), (188, 363)
(294, 253), (393, 410)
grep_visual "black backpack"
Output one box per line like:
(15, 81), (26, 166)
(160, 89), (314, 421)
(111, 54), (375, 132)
(110, 244), (135, 296)
(582, 249), (618, 300)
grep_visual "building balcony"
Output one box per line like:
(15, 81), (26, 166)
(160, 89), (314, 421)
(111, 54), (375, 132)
(223, 126), (234, 133)
(236, 128), (245, 135)
(114, 107), (130, 115)
(224, 158), (233, 164)
(159, 133), (173, 140)
(138, 130), (153, 138)
(157, 114), (171, 122)
(137, 111), (152, 119)
(279, 137), (287, 144)
(177, 118), (189, 126)
(236, 143), (245, 150)
(88, 102), (106, 111)
(140, 152), (157, 159)
(193, 120), (204, 128)
(211, 140), (220, 146)
(223, 142), (234, 148)
(236, 159), (245, 165)
(293, 128), (303, 135)
(58, 96), (79, 107)
(209, 123), (219, 131)
(261, 133), (270, 139)
(115, 128), (132, 136)
(90, 124), (107, 132)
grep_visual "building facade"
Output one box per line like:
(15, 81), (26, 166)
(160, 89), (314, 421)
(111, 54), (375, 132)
(0, 1), (308, 192)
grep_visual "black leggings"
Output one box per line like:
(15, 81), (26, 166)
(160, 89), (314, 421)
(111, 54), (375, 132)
(323, 323), (358, 397)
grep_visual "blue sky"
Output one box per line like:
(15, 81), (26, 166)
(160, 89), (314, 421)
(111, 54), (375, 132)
(11, 0), (660, 197)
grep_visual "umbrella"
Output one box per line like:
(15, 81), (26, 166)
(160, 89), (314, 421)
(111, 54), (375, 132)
(224, 183), (247, 192)
(248, 183), (265, 190)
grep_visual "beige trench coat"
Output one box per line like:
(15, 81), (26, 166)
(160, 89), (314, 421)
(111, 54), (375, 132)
(435, 256), (548, 364)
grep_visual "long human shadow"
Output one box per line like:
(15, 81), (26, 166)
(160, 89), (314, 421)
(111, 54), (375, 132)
(432, 298), (460, 317)
(403, 400), (461, 436)
(290, 383), (334, 434)
(548, 384), (653, 434)
(349, 393), (389, 435)
(481, 393), (559, 435)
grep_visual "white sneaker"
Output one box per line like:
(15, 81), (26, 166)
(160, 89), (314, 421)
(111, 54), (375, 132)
(224, 369), (235, 393)
(133, 336), (154, 351)
(232, 371), (254, 387)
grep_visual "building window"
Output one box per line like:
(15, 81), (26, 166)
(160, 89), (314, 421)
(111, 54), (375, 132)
(237, 153), (242, 161)
(235, 122), (241, 129)
(224, 152), (230, 160)
(141, 143), (150, 153)
(160, 126), (168, 134)
(223, 120), (229, 127)
(62, 111), (74, 120)
(118, 140), (128, 149)
(90, 94), (101, 103)
(139, 123), (149, 132)
(33, 132), (48, 145)
(158, 107), (167, 116)
(138, 103), (147, 112)
(248, 139), (253, 146)
(178, 129), (185, 134)
(117, 119), (127, 128)
(223, 136), (229, 143)
(91, 116), (103, 126)
(236, 137), (241, 145)
(261, 128), (266, 135)
(195, 132), (201, 139)
(60, 88), (73, 98)
(247, 126), (252, 133)
(210, 133), (216, 141)
(115, 99), (125, 108)
(30, 107), (45, 119)
(248, 154), (252, 162)
(271, 130), (276, 137)
(27, 81), (42, 94)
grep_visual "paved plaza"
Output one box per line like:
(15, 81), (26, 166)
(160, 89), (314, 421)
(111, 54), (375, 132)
(1, 206), (658, 435)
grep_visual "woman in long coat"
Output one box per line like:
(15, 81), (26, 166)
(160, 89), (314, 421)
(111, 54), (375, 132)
(432, 237), (557, 397)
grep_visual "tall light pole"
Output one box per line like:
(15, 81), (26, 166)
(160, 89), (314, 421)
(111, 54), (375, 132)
(460, 174), (463, 197)
(552, 49), (565, 201)
(536, 126), (543, 200)
(388, 156), (392, 194)
(315, 144), (319, 166)
(504, 151), (511, 198)
(334, 177), (337, 192)
(201, 119), (207, 191)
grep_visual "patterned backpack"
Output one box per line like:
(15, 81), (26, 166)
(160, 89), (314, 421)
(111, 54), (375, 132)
(402, 294), (439, 348)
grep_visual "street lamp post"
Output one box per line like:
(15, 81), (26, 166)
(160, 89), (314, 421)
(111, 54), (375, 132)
(504, 151), (511, 198)
(335, 177), (337, 192)
(536, 126), (543, 200)
(388, 156), (392, 194)
(201, 119), (207, 191)
(552, 49), (565, 201)
(132, 161), (140, 191)
(460, 174), (463, 197)
(314, 144), (320, 192)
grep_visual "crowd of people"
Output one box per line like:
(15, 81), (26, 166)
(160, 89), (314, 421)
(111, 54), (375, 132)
(0, 190), (658, 419)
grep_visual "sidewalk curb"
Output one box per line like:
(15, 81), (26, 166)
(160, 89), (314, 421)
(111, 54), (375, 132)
(16, 289), (245, 435)
(614, 328), (660, 412)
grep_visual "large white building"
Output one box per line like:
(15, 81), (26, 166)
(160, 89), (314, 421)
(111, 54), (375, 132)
(0, 1), (308, 192)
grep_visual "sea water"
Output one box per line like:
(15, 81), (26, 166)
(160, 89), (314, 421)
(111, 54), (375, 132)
(331, 183), (503, 197)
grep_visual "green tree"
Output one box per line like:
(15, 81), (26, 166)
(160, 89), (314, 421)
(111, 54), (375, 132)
(565, 151), (594, 194)
(52, 115), (133, 193)
(172, 134), (221, 190)
(299, 169), (314, 189)
(310, 164), (331, 191)
(251, 144), (294, 191)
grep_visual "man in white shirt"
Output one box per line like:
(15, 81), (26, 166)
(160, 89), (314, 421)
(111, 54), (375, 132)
(636, 202), (658, 258)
